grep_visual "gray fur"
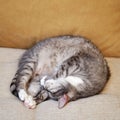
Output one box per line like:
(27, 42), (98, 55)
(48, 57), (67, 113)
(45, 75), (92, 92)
(10, 35), (110, 106)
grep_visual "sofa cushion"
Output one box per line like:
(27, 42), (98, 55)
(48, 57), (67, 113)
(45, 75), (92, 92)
(36, 95), (120, 120)
(0, 48), (120, 120)
(0, 98), (34, 120)
(0, 0), (120, 57)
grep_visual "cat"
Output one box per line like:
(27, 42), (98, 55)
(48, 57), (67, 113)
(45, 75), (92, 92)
(10, 35), (110, 109)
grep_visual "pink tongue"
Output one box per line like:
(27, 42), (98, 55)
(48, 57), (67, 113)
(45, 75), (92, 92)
(58, 94), (69, 109)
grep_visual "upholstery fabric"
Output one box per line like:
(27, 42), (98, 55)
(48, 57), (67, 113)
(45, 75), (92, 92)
(0, 0), (120, 57)
(0, 0), (120, 119)
(0, 48), (120, 120)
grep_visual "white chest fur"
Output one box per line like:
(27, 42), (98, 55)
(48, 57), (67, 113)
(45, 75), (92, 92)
(65, 76), (84, 87)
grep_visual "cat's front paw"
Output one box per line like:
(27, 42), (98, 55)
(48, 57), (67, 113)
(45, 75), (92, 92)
(18, 89), (28, 101)
(44, 79), (66, 99)
(24, 95), (36, 109)
(44, 79), (61, 93)
(18, 89), (36, 109)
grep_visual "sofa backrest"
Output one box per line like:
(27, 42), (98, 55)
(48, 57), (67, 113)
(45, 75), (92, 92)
(0, 0), (120, 57)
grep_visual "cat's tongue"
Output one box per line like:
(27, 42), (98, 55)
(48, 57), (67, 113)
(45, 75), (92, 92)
(58, 94), (69, 109)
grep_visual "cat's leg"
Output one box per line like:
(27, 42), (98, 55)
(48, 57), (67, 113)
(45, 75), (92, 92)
(10, 62), (37, 109)
(43, 78), (67, 97)
(27, 76), (49, 105)
(44, 54), (86, 108)
(43, 78), (71, 108)
(44, 76), (82, 107)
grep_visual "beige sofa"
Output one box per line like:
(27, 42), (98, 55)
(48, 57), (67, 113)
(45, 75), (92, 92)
(0, 0), (120, 120)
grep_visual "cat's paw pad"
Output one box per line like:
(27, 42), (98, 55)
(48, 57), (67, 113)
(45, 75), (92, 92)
(24, 95), (36, 109)
(18, 89), (28, 101)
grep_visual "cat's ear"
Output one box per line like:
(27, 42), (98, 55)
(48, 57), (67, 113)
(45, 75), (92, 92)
(58, 94), (69, 109)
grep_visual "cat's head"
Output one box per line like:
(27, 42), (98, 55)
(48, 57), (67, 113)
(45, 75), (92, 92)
(33, 86), (49, 105)
(34, 75), (70, 108)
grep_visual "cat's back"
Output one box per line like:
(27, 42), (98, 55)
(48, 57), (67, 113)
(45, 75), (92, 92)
(36, 35), (102, 59)
(39, 35), (89, 48)
(22, 35), (103, 62)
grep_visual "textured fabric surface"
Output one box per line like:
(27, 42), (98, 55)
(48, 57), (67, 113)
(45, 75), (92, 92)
(0, 98), (35, 120)
(36, 95), (120, 120)
(0, 0), (120, 57)
(0, 48), (120, 120)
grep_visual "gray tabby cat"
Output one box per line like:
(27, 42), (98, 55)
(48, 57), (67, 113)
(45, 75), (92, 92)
(10, 36), (110, 109)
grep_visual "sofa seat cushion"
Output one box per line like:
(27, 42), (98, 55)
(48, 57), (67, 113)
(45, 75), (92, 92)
(0, 48), (120, 120)
(36, 95), (120, 120)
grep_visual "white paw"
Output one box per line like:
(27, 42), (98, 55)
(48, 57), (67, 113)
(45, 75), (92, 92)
(18, 89), (27, 101)
(40, 76), (47, 86)
(45, 79), (55, 89)
(24, 95), (36, 109)
(18, 89), (36, 109)
(45, 79), (61, 93)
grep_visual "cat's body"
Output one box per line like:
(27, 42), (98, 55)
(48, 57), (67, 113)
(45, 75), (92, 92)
(10, 36), (109, 109)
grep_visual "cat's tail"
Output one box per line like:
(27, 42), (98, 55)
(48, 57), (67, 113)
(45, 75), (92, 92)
(104, 59), (111, 81)
(10, 77), (19, 98)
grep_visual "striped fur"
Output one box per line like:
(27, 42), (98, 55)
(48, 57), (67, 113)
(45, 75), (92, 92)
(10, 35), (110, 108)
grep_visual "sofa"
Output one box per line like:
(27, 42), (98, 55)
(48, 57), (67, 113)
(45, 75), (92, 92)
(0, 0), (120, 120)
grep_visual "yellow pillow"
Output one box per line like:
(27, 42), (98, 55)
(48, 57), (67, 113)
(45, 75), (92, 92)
(0, 0), (120, 57)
